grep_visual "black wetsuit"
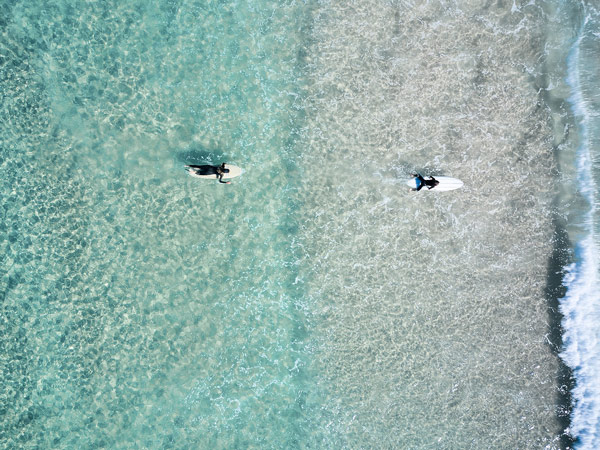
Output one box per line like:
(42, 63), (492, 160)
(187, 164), (230, 183)
(187, 165), (219, 175)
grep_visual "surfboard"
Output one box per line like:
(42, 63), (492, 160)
(406, 176), (463, 192)
(186, 164), (243, 180)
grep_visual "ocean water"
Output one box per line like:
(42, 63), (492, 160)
(1, 0), (598, 448)
(558, 2), (600, 449)
(1, 1), (312, 448)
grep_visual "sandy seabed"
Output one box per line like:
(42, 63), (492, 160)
(295, 1), (566, 447)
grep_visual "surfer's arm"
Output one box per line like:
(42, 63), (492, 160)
(217, 174), (230, 184)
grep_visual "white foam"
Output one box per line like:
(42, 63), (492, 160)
(561, 11), (600, 448)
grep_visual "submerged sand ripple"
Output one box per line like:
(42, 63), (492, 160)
(297, 1), (562, 447)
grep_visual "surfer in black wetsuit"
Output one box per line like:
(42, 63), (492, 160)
(186, 163), (231, 184)
(411, 173), (439, 191)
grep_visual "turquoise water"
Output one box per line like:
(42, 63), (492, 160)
(2, 1), (314, 448)
(2, 0), (597, 448)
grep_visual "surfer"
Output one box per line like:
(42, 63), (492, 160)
(186, 163), (231, 184)
(411, 173), (439, 191)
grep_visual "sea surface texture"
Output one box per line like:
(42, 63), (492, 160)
(0, 0), (598, 448)
(559, 2), (600, 449)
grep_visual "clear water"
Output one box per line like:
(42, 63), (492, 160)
(2, 1), (312, 448)
(1, 0), (598, 448)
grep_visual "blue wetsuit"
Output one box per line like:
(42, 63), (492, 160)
(414, 174), (439, 191)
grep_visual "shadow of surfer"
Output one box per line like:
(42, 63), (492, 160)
(186, 163), (231, 184)
(411, 173), (439, 191)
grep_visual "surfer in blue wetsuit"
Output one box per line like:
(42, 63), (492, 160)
(411, 173), (439, 191)
(186, 163), (231, 184)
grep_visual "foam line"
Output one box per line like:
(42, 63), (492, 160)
(561, 11), (600, 448)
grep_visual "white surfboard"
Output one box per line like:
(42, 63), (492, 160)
(186, 164), (242, 180)
(406, 176), (463, 192)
